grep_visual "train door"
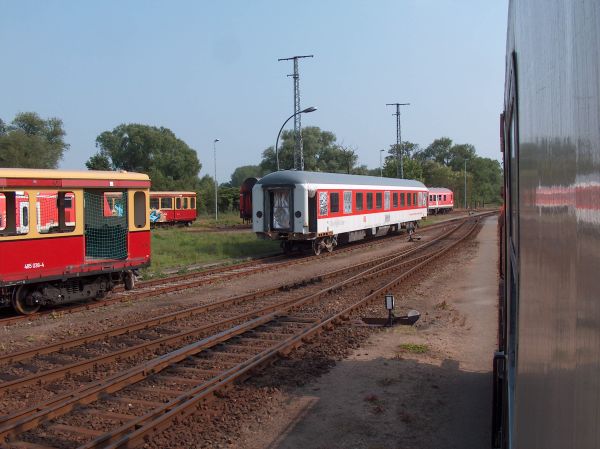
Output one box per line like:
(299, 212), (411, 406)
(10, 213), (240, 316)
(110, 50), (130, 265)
(84, 190), (128, 260)
(308, 192), (317, 232)
(269, 188), (293, 231)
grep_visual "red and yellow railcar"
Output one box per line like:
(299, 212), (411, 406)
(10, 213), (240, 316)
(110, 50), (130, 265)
(0, 168), (151, 314)
(149, 191), (197, 227)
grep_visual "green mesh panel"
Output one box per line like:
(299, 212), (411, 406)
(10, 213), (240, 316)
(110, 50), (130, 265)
(84, 191), (128, 260)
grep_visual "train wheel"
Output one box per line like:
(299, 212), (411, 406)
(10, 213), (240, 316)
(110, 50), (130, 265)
(282, 241), (293, 255)
(124, 271), (136, 291)
(312, 239), (322, 256)
(325, 237), (334, 253)
(12, 285), (40, 315)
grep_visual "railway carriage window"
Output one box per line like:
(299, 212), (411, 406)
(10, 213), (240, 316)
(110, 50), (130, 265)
(319, 191), (328, 216)
(176, 198), (182, 209)
(0, 193), (5, 231)
(150, 198), (159, 210)
(0, 192), (30, 236)
(384, 191), (390, 210)
(343, 191), (352, 214)
(103, 193), (125, 217)
(134, 191), (146, 228)
(400, 193), (405, 207)
(413, 193), (417, 206)
(443, 195), (447, 201)
(407, 193), (411, 207)
(36, 191), (76, 233)
(393, 192), (398, 208)
(366, 192), (373, 210)
(375, 192), (382, 209)
(160, 198), (172, 209)
(183, 197), (189, 209)
(330, 192), (340, 213)
(356, 192), (363, 211)
(191, 197), (196, 209)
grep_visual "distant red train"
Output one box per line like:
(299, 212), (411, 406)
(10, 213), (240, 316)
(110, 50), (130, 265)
(149, 191), (197, 227)
(427, 187), (454, 214)
(0, 168), (151, 314)
(239, 177), (258, 224)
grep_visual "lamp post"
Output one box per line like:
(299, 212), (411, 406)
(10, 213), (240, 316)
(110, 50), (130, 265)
(275, 106), (317, 171)
(464, 158), (468, 210)
(213, 138), (220, 221)
(379, 149), (385, 177)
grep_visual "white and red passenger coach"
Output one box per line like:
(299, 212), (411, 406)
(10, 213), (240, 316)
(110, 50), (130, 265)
(427, 187), (454, 214)
(252, 171), (428, 255)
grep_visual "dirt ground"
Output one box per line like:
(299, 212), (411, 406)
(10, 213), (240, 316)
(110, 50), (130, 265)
(0, 221), (457, 353)
(233, 216), (498, 449)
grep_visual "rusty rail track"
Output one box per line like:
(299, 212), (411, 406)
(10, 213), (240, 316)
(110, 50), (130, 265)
(0, 219), (465, 395)
(0, 212), (492, 328)
(0, 217), (482, 448)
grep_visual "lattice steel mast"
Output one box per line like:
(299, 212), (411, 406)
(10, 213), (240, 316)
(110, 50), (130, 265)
(386, 102), (410, 178)
(279, 54), (313, 170)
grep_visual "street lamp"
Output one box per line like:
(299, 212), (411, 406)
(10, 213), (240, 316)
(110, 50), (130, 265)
(379, 149), (385, 177)
(275, 106), (317, 171)
(213, 138), (220, 221)
(464, 158), (469, 210)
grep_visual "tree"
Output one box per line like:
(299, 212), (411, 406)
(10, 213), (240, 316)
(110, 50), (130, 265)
(418, 137), (453, 165)
(382, 141), (421, 179)
(87, 124), (201, 191)
(260, 127), (343, 173)
(0, 112), (69, 168)
(382, 154), (424, 181)
(230, 165), (264, 187)
(85, 153), (111, 171)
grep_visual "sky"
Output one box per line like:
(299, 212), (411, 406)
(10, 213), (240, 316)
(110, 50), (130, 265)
(0, 0), (508, 183)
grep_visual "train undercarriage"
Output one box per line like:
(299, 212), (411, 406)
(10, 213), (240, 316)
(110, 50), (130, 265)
(276, 221), (418, 256)
(1, 271), (137, 314)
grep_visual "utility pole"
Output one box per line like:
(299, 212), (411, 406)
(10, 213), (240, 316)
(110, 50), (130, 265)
(464, 159), (469, 209)
(386, 102), (410, 178)
(279, 54), (313, 171)
(213, 139), (219, 221)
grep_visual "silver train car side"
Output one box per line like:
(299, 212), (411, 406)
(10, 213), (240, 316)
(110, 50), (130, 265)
(493, 1), (600, 448)
(252, 171), (428, 254)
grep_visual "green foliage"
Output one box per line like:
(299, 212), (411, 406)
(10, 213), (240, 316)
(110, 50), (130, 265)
(85, 153), (111, 170)
(230, 165), (264, 187)
(415, 137), (501, 206)
(260, 127), (362, 174)
(0, 112), (69, 168)
(87, 123), (201, 191)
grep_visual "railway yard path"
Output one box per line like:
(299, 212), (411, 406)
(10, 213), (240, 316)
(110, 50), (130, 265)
(0, 214), (496, 449)
(236, 216), (499, 449)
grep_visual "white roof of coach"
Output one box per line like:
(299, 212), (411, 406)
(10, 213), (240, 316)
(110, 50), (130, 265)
(257, 170), (426, 189)
(428, 187), (453, 193)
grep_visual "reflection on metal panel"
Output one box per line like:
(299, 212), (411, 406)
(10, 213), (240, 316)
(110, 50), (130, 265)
(272, 190), (291, 230)
(508, 1), (600, 448)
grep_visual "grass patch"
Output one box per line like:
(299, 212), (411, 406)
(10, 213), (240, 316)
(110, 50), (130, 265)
(146, 227), (280, 275)
(193, 212), (245, 228)
(398, 343), (429, 354)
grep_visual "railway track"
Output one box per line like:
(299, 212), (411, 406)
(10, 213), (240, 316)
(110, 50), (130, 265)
(0, 216), (482, 449)
(0, 212), (493, 327)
